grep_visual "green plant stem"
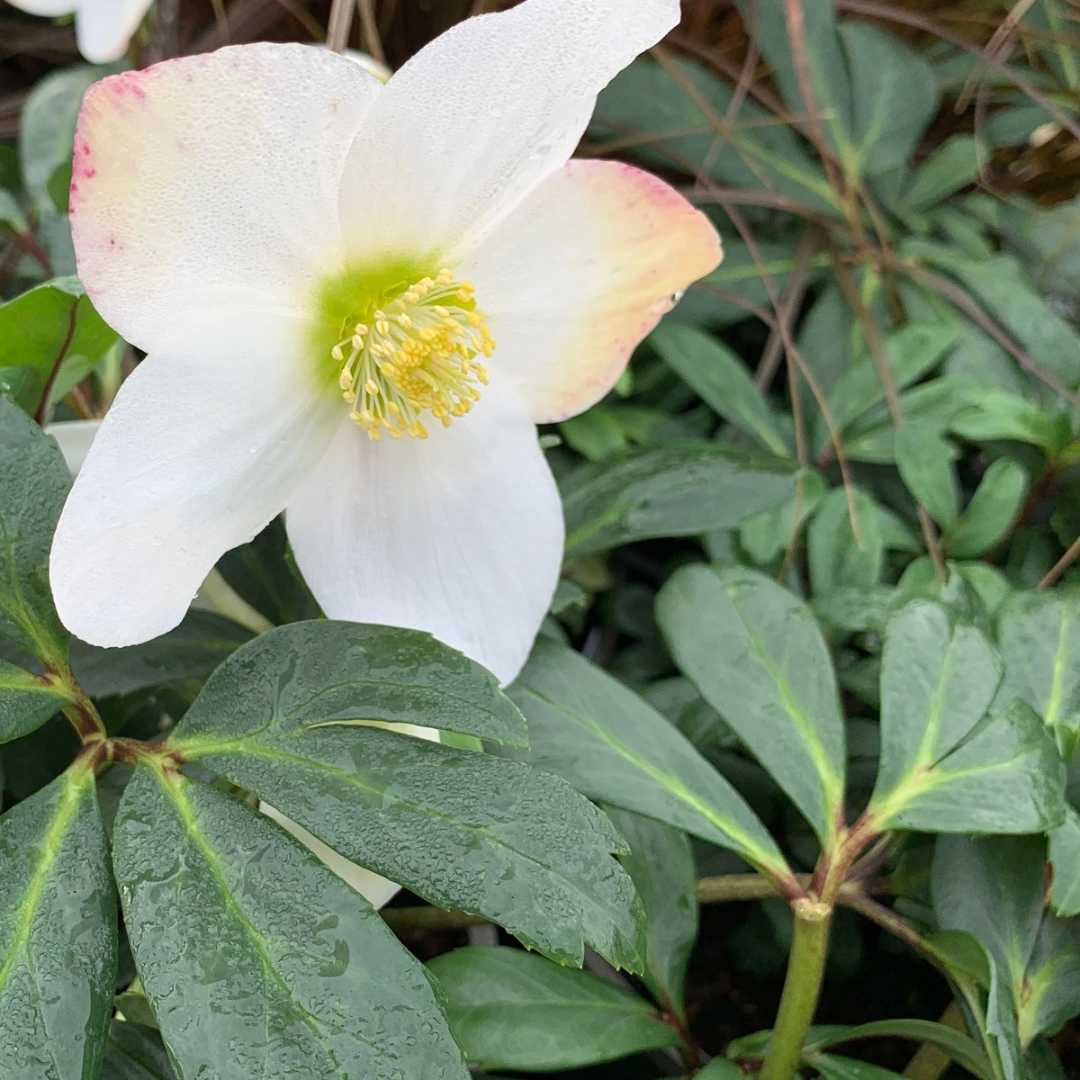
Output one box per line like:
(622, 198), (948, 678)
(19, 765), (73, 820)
(759, 899), (833, 1080)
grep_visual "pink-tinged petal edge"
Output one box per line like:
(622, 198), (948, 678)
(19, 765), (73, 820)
(463, 159), (722, 425)
(70, 44), (381, 352)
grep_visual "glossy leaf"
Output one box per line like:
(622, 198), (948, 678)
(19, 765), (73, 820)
(1049, 810), (1080, 918)
(822, 324), (956, 450)
(0, 279), (119, 411)
(949, 391), (1065, 452)
(807, 487), (885, 597)
(427, 947), (679, 1073)
(593, 56), (837, 214)
(607, 807), (698, 1019)
(0, 659), (71, 744)
(113, 765), (468, 1080)
(872, 600), (1002, 800)
(656, 564), (846, 846)
(811, 1056), (904, 1080)
(180, 724), (644, 971)
(505, 639), (789, 879)
(652, 323), (788, 455)
(170, 619), (527, 747)
(901, 136), (981, 212)
(873, 696), (1065, 835)
(932, 836), (1080, 1073)
(215, 517), (320, 626)
(804, 1018), (995, 1080)
(994, 590), (1080, 730)
(945, 459), (1029, 559)
(0, 396), (71, 661)
(0, 768), (116, 1080)
(562, 442), (803, 557)
(840, 21), (938, 176)
(70, 611), (253, 699)
(895, 421), (960, 529)
(20, 65), (111, 211)
(100, 1021), (176, 1080)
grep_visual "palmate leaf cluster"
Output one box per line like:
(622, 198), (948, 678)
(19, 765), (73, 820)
(3, 0), (1080, 1078)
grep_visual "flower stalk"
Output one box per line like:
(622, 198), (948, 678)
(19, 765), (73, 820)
(759, 898), (833, 1080)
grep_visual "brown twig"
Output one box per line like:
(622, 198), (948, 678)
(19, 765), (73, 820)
(836, 0), (1080, 144)
(35, 302), (78, 426)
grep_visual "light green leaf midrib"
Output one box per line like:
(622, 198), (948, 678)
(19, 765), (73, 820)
(187, 732), (631, 943)
(516, 684), (786, 876)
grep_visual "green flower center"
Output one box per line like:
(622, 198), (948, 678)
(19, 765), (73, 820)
(313, 263), (496, 441)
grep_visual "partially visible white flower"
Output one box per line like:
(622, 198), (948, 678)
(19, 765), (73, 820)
(47, 418), (102, 475)
(5, 0), (153, 64)
(47, 419), (426, 910)
(51, 0), (723, 686)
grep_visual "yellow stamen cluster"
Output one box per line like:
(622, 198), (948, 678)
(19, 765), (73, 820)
(332, 268), (496, 440)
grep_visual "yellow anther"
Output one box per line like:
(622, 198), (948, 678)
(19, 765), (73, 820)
(332, 267), (496, 440)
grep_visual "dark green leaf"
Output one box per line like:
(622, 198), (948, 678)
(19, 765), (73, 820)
(0, 659), (70, 744)
(113, 766), (467, 1080)
(0, 397), (71, 661)
(181, 725), (644, 971)
(872, 600), (1002, 802)
(1049, 810), (1080, 918)
(651, 323), (788, 455)
(100, 1021), (176, 1080)
(505, 639), (789, 878)
(608, 808), (698, 1019)
(932, 836), (1080, 1072)
(19, 65), (115, 211)
(914, 244), (1080, 388)
(822, 324), (956, 448)
(215, 517), (320, 626)
(427, 947), (679, 1072)
(0, 279), (119, 410)
(811, 1055), (904, 1080)
(0, 768), (116, 1080)
(873, 696), (1065, 834)
(559, 409), (630, 462)
(170, 619), (526, 747)
(70, 611), (253, 698)
(807, 488), (884, 596)
(656, 564), (846, 846)
(949, 391), (1065, 452)
(562, 442), (803, 557)
(839, 22), (937, 177)
(944, 459), (1029, 559)
(895, 421), (960, 529)
(994, 590), (1080, 730)
(593, 56), (837, 214)
(901, 136), (981, 212)
(804, 1018), (995, 1080)
(730, 0), (853, 171)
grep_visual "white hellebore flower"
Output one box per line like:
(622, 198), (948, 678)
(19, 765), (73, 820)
(4, 0), (153, 64)
(51, 0), (722, 685)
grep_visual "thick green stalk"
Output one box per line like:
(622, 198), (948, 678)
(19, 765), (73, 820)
(759, 898), (833, 1080)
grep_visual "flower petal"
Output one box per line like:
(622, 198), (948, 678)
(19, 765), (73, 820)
(286, 381), (563, 686)
(5, 0), (75, 16)
(50, 311), (343, 647)
(71, 43), (382, 351)
(339, 0), (680, 259)
(462, 159), (722, 423)
(76, 0), (152, 63)
(259, 724), (437, 909)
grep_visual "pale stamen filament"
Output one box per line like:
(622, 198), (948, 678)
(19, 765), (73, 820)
(331, 269), (496, 441)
